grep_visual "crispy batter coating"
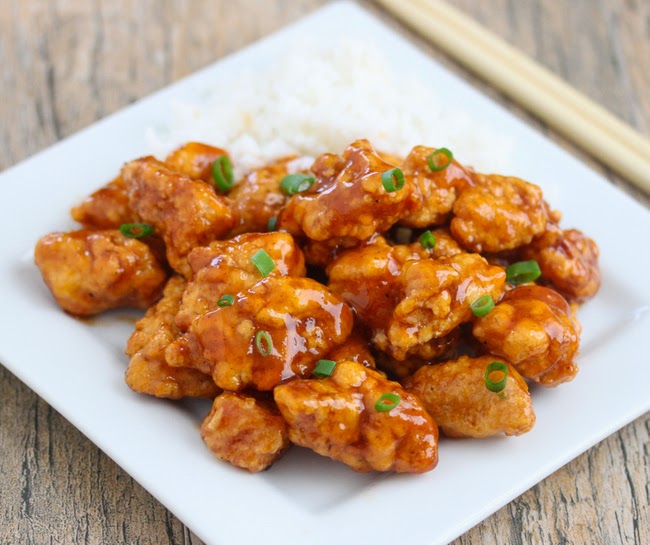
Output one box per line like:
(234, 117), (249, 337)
(274, 360), (438, 473)
(278, 140), (421, 242)
(388, 254), (506, 354)
(125, 276), (219, 399)
(405, 355), (535, 438)
(201, 392), (290, 472)
(451, 174), (547, 252)
(164, 142), (229, 183)
(166, 276), (354, 391)
(323, 328), (376, 369)
(34, 230), (167, 316)
(71, 176), (133, 229)
(521, 226), (601, 301)
(399, 146), (475, 228)
(473, 285), (579, 386)
(121, 156), (236, 277)
(175, 232), (306, 331)
(228, 157), (294, 236)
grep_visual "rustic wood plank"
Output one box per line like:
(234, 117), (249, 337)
(0, 1), (648, 544)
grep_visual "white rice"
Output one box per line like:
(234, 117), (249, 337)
(146, 39), (512, 177)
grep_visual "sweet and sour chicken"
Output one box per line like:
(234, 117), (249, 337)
(35, 138), (600, 474)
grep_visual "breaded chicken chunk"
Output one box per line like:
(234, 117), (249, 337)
(405, 355), (535, 438)
(201, 392), (290, 472)
(121, 156), (236, 277)
(71, 176), (133, 229)
(34, 229), (167, 316)
(473, 285), (579, 386)
(451, 174), (548, 252)
(323, 328), (376, 369)
(274, 360), (438, 473)
(521, 226), (601, 301)
(166, 276), (354, 391)
(228, 156), (295, 236)
(399, 146), (475, 228)
(278, 140), (421, 242)
(125, 276), (220, 399)
(174, 232), (306, 331)
(164, 142), (229, 183)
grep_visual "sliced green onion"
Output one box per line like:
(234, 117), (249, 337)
(471, 295), (495, 317)
(381, 168), (405, 192)
(375, 392), (401, 412)
(280, 173), (315, 195)
(120, 223), (153, 238)
(485, 361), (508, 393)
(251, 249), (275, 277)
(427, 148), (454, 172)
(312, 359), (336, 378)
(217, 294), (235, 307)
(506, 260), (541, 284)
(255, 330), (273, 357)
(211, 155), (234, 192)
(267, 216), (278, 232)
(419, 230), (437, 250)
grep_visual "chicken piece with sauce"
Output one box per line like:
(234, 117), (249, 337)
(125, 276), (220, 399)
(274, 360), (438, 473)
(34, 229), (167, 316)
(166, 276), (354, 391)
(201, 392), (290, 472)
(405, 355), (536, 438)
(472, 285), (580, 386)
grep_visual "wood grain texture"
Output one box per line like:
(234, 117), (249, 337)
(0, 1), (648, 544)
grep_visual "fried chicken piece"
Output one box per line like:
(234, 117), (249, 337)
(387, 254), (506, 354)
(71, 176), (133, 229)
(521, 226), (601, 301)
(175, 232), (306, 331)
(274, 360), (438, 473)
(121, 156), (236, 277)
(164, 142), (229, 183)
(34, 230), (167, 316)
(228, 156), (295, 236)
(166, 276), (354, 391)
(201, 392), (290, 472)
(399, 146), (475, 228)
(451, 174), (547, 252)
(323, 328), (376, 369)
(278, 140), (421, 242)
(125, 276), (219, 399)
(405, 355), (535, 438)
(472, 285), (579, 386)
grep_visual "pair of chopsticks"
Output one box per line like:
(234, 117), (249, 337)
(376, 0), (650, 194)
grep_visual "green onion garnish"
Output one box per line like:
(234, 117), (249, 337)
(211, 156), (234, 192)
(251, 249), (275, 277)
(375, 392), (401, 412)
(120, 223), (153, 238)
(419, 230), (437, 250)
(427, 148), (454, 172)
(312, 359), (336, 378)
(280, 173), (315, 195)
(485, 361), (508, 393)
(255, 330), (273, 357)
(217, 294), (235, 307)
(506, 260), (541, 284)
(267, 216), (278, 232)
(471, 295), (495, 317)
(381, 168), (405, 193)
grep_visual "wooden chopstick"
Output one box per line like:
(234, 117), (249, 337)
(376, 0), (650, 193)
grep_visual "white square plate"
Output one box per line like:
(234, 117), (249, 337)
(1, 3), (648, 545)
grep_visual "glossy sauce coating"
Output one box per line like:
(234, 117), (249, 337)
(167, 276), (354, 391)
(164, 142), (229, 183)
(34, 229), (167, 316)
(201, 392), (290, 472)
(70, 175), (133, 229)
(473, 285), (579, 386)
(125, 276), (220, 399)
(405, 355), (536, 438)
(274, 360), (438, 473)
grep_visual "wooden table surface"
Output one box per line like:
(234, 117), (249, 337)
(1, 1), (648, 544)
